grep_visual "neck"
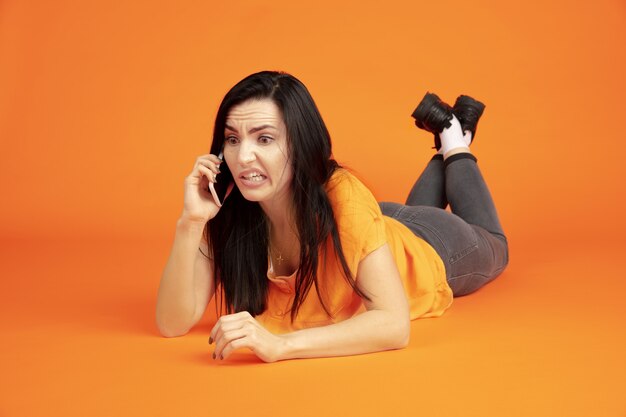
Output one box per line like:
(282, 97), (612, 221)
(261, 192), (300, 271)
(264, 204), (298, 245)
(260, 189), (296, 234)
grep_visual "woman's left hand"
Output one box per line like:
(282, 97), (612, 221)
(209, 311), (286, 363)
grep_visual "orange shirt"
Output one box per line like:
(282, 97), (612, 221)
(255, 169), (452, 333)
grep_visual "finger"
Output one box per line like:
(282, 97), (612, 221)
(213, 328), (249, 360)
(219, 336), (250, 361)
(197, 158), (221, 175)
(214, 317), (260, 359)
(207, 153), (223, 164)
(197, 164), (217, 183)
(209, 312), (249, 344)
(195, 154), (222, 171)
(209, 318), (227, 346)
(197, 154), (223, 169)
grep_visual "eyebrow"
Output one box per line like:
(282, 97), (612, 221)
(224, 124), (278, 134)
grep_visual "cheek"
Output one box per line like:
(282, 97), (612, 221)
(223, 149), (236, 167)
(279, 163), (294, 185)
(275, 151), (290, 168)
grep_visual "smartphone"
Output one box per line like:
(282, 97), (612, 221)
(208, 149), (232, 207)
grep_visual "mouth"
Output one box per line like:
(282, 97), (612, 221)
(241, 172), (267, 182)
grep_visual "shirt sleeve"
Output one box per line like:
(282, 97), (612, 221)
(326, 169), (387, 272)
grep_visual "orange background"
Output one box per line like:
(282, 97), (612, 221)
(1, 0), (625, 416)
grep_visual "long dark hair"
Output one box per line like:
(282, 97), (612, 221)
(206, 70), (370, 321)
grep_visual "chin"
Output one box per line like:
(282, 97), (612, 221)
(237, 188), (269, 202)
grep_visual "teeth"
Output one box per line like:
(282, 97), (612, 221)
(243, 173), (265, 182)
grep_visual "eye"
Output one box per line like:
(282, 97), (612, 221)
(225, 136), (239, 146)
(258, 135), (274, 144)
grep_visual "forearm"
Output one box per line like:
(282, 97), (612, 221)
(279, 309), (410, 360)
(156, 217), (207, 337)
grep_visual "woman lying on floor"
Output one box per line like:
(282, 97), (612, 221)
(156, 71), (509, 362)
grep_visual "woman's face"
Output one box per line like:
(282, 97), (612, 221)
(223, 98), (293, 206)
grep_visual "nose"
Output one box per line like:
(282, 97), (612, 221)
(236, 138), (257, 165)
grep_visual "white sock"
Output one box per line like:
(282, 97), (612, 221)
(463, 130), (473, 146)
(439, 115), (471, 156)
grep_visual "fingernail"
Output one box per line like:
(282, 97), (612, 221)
(209, 337), (213, 344)
(219, 354), (223, 360)
(212, 353), (216, 360)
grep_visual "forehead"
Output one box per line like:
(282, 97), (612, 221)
(225, 99), (284, 127)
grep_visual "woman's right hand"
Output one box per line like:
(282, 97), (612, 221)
(181, 153), (225, 224)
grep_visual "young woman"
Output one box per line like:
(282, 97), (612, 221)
(156, 71), (509, 362)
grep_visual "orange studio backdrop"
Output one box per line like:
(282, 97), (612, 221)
(1, 0), (625, 243)
(1, 0), (625, 416)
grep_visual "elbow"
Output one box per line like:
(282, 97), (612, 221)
(156, 310), (194, 338)
(391, 311), (411, 349)
(157, 322), (190, 338)
(395, 319), (411, 349)
(378, 311), (410, 350)
(397, 330), (410, 349)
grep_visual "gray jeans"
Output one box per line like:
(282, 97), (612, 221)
(379, 153), (509, 297)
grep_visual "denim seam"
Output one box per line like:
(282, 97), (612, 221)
(392, 205), (405, 219)
(449, 243), (479, 264)
(447, 271), (490, 282)
(383, 204), (405, 219)
(475, 227), (509, 271)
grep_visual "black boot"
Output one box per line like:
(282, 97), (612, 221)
(411, 92), (454, 151)
(452, 95), (485, 144)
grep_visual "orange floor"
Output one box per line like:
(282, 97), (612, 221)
(1, 237), (625, 416)
(2, 0), (626, 415)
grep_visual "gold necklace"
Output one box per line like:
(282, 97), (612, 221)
(269, 225), (299, 267)
(275, 252), (285, 265)
(270, 241), (286, 265)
